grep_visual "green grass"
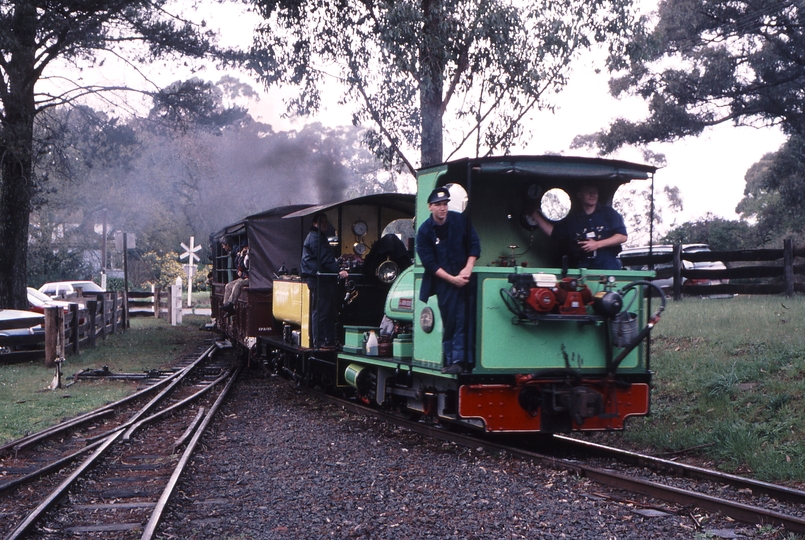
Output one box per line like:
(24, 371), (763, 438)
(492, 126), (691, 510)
(190, 290), (211, 308)
(622, 295), (805, 482)
(0, 315), (211, 445)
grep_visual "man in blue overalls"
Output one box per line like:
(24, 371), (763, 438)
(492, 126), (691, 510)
(416, 187), (481, 374)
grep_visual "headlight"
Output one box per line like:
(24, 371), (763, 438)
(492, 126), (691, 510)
(420, 306), (435, 333)
(376, 259), (399, 284)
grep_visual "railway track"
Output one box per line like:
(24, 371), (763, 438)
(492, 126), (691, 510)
(0, 340), (241, 540)
(306, 386), (805, 535)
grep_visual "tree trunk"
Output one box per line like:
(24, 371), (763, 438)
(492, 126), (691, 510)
(0, 2), (38, 309)
(419, 0), (444, 168)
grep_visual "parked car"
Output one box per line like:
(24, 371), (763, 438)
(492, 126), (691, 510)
(27, 287), (78, 313)
(618, 245), (690, 291)
(680, 244), (728, 287)
(38, 280), (105, 299)
(0, 309), (45, 354)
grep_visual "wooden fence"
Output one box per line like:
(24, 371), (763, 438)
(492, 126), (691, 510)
(619, 239), (805, 300)
(127, 287), (167, 318)
(0, 285), (187, 366)
(129, 285), (181, 322)
(0, 291), (127, 366)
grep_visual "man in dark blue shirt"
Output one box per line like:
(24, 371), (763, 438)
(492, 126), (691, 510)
(416, 187), (481, 374)
(301, 213), (348, 349)
(532, 185), (627, 270)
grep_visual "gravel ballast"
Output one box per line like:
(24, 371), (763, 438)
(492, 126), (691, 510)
(160, 371), (764, 539)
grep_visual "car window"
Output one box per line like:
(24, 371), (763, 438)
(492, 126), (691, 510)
(72, 281), (104, 293)
(28, 288), (51, 303)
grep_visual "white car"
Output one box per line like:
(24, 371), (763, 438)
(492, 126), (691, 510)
(38, 280), (105, 299)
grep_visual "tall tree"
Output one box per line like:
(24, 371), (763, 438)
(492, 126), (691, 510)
(573, 0), (805, 153)
(0, 1), (231, 308)
(247, 0), (643, 172)
(736, 134), (805, 246)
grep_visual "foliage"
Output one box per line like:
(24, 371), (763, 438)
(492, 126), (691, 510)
(0, 0), (237, 310)
(661, 215), (761, 251)
(193, 264), (210, 292)
(662, 131), (805, 251)
(614, 183), (683, 247)
(248, 0), (645, 170)
(27, 81), (394, 290)
(138, 251), (187, 289)
(736, 134), (805, 247)
(573, 0), (805, 154)
(148, 78), (252, 134)
(26, 216), (96, 289)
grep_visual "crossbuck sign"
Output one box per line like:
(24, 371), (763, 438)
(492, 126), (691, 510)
(180, 236), (202, 307)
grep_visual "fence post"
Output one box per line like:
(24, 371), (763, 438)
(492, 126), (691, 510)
(171, 277), (183, 326)
(784, 238), (794, 298)
(153, 285), (161, 319)
(112, 292), (119, 334)
(672, 243), (683, 301)
(100, 293), (107, 341)
(87, 299), (98, 348)
(44, 306), (64, 368)
(68, 303), (79, 355)
(122, 290), (129, 330)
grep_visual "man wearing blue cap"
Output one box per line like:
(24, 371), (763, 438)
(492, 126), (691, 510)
(416, 186), (481, 374)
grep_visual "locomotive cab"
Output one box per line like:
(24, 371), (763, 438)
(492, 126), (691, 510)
(378, 156), (662, 433)
(272, 195), (416, 349)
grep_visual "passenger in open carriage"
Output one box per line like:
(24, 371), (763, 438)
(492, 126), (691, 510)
(221, 240), (249, 316)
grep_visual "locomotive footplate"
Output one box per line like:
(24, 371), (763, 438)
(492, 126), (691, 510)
(458, 383), (649, 433)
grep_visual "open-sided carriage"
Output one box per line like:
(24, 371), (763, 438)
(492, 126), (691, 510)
(209, 194), (416, 351)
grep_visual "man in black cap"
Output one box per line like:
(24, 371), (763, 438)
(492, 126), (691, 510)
(416, 186), (481, 374)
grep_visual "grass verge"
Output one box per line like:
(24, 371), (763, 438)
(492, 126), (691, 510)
(0, 315), (211, 445)
(621, 294), (805, 483)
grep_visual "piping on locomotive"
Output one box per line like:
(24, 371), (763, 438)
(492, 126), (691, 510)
(210, 155), (665, 434)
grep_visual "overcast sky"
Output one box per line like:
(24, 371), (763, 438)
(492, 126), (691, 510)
(206, 1), (787, 230)
(74, 0), (789, 232)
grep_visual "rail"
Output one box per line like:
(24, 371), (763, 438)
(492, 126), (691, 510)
(0, 342), (237, 539)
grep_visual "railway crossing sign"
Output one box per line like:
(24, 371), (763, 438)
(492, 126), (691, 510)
(180, 236), (202, 307)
